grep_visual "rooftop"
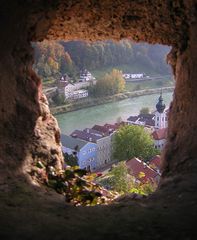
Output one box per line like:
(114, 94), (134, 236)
(152, 128), (167, 140)
(83, 128), (104, 137)
(126, 157), (160, 183)
(92, 125), (110, 135)
(61, 134), (88, 150)
(127, 114), (155, 126)
(149, 155), (161, 171)
(70, 130), (102, 143)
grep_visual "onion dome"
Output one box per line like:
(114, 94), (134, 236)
(156, 92), (166, 113)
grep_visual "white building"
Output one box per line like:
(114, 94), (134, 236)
(80, 69), (95, 82)
(72, 89), (88, 99)
(123, 73), (144, 79)
(65, 89), (88, 100)
(152, 128), (167, 150)
(154, 93), (168, 129)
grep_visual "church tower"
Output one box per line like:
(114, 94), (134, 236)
(155, 91), (167, 129)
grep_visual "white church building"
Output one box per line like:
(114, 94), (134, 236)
(152, 92), (168, 150)
(154, 93), (168, 129)
(127, 91), (169, 150)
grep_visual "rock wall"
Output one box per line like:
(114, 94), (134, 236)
(163, 20), (197, 177)
(0, 1), (63, 179)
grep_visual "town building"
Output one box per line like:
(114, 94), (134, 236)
(57, 74), (70, 88)
(123, 73), (145, 79)
(152, 128), (167, 150)
(70, 128), (113, 168)
(61, 134), (97, 171)
(126, 157), (161, 184)
(127, 114), (155, 127)
(65, 89), (88, 100)
(79, 69), (95, 82)
(127, 91), (168, 131)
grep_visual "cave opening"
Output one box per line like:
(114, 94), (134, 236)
(31, 38), (174, 203)
(1, 0), (197, 238)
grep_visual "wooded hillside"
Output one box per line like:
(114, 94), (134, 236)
(33, 40), (171, 82)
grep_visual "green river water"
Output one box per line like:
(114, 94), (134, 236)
(56, 92), (173, 134)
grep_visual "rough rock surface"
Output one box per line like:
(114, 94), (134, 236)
(0, 0), (197, 239)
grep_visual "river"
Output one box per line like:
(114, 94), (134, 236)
(56, 92), (173, 134)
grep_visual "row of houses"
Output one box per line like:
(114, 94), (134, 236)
(61, 123), (124, 171)
(57, 70), (96, 100)
(60, 93), (168, 177)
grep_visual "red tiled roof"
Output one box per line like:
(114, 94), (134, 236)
(126, 158), (160, 183)
(149, 155), (161, 171)
(104, 123), (118, 131)
(92, 125), (110, 135)
(70, 130), (101, 143)
(152, 128), (167, 140)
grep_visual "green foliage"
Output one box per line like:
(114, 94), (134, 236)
(97, 162), (157, 195)
(140, 107), (150, 114)
(108, 162), (131, 193)
(113, 125), (159, 161)
(33, 40), (171, 84)
(52, 91), (65, 105)
(63, 152), (78, 167)
(32, 41), (77, 81)
(90, 69), (125, 96)
(32, 155), (118, 206)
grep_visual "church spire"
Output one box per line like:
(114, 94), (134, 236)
(156, 89), (166, 113)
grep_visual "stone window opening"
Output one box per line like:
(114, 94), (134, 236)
(1, 1), (197, 238)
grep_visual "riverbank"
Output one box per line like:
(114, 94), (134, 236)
(51, 87), (174, 115)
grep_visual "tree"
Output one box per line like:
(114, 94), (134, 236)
(93, 68), (125, 96)
(113, 125), (159, 161)
(52, 90), (65, 106)
(140, 107), (150, 114)
(97, 161), (157, 195)
(108, 162), (131, 193)
(97, 162), (132, 193)
(63, 152), (78, 167)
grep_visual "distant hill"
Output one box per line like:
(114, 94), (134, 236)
(33, 40), (172, 83)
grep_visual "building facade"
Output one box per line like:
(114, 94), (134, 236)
(61, 134), (97, 171)
(152, 128), (167, 150)
(79, 69), (95, 82)
(70, 128), (113, 168)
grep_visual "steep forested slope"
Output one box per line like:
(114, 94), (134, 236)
(33, 40), (171, 82)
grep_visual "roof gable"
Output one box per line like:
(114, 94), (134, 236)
(126, 157), (160, 183)
(61, 134), (88, 150)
